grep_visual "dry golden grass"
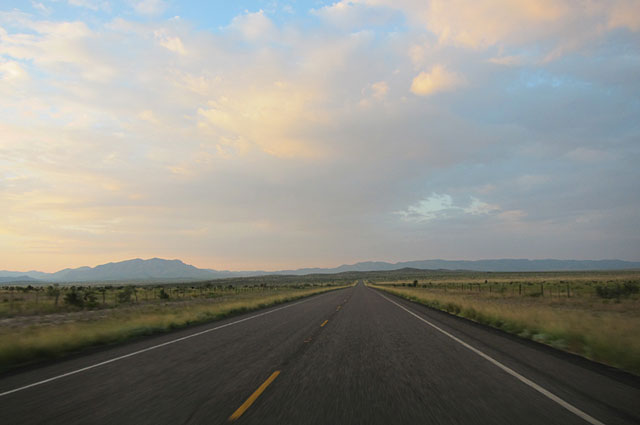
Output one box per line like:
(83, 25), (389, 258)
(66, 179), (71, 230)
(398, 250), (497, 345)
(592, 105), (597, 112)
(373, 284), (640, 375)
(0, 285), (347, 372)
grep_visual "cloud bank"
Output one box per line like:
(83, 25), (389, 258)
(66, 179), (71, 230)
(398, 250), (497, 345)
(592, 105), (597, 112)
(0, 1), (638, 271)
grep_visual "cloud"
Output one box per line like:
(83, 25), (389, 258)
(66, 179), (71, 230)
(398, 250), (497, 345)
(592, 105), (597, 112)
(228, 10), (277, 42)
(397, 194), (499, 222)
(487, 55), (526, 66)
(137, 109), (159, 124)
(68, 0), (110, 12)
(350, 0), (640, 59)
(410, 65), (465, 96)
(566, 148), (615, 163)
(130, 0), (167, 16)
(0, 60), (29, 82)
(516, 174), (550, 189)
(154, 30), (186, 55)
(423, 0), (569, 48)
(371, 81), (388, 99)
(608, 0), (640, 31)
(311, 1), (398, 29)
(196, 84), (327, 159)
(31, 2), (51, 14)
(0, 2), (638, 271)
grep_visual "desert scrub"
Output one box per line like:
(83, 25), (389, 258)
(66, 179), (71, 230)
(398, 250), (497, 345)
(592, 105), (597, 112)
(0, 285), (348, 373)
(372, 284), (640, 376)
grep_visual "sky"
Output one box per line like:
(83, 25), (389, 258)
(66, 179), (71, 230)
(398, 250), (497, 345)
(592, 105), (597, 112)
(1, 0), (639, 272)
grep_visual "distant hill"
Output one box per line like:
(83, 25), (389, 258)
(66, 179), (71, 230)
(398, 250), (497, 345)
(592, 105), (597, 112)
(0, 275), (41, 284)
(47, 258), (219, 282)
(0, 258), (233, 283)
(0, 258), (638, 283)
(279, 259), (640, 274)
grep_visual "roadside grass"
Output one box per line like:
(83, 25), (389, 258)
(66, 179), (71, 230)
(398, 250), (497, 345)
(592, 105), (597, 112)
(0, 285), (348, 373)
(371, 284), (640, 376)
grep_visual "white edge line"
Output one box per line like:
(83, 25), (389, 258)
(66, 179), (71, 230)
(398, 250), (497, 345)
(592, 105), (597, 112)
(0, 290), (338, 398)
(372, 289), (606, 425)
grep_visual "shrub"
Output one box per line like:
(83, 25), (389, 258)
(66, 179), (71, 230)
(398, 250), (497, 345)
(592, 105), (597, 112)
(83, 291), (98, 308)
(117, 287), (135, 304)
(64, 289), (84, 308)
(595, 282), (639, 299)
(46, 285), (61, 306)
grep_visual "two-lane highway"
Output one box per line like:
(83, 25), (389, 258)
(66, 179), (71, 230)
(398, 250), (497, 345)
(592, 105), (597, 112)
(1, 283), (638, 424)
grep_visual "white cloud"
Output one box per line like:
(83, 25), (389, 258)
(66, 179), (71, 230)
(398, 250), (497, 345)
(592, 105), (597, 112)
(350, 0), (640, 58)
(410, 65), (465, 96)
(397, 193), (452, 222)
(371, 81), (389, 99)
(130, 0), (166, 16)
(0, 60), (29, 82)
(137, 109), (159, 124)
(154, 30), (187, 55)
(31, 2), (51, 14)
(68, 0), (110, 12)
(312, 1), (396, 28)
(465, 198), (499, 215)
(196, 84), (327, 159)
(397, 194), (498, 222)
(228, 10), (277, 42)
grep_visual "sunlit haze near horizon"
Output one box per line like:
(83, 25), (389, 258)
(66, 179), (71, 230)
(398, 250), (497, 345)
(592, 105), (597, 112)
(1, 0), (639, 272)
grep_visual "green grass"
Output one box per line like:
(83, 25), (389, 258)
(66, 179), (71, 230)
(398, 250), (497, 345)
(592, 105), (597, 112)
(372, 283), (640, 376)
(0, 285), (349, 373)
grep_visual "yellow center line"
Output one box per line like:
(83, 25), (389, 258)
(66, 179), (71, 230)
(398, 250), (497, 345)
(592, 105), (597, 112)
(321, 320), (328, 327)
(228, 370), (281, 422)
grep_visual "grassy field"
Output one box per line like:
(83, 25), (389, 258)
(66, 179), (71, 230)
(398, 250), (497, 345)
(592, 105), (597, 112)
(370, 270), (640, 375)
(0, 283), (349, 373)
(0, 282), (328, 317)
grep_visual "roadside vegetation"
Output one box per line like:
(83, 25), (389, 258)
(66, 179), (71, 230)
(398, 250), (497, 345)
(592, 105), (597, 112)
(0, 282), (348, 373)
(369, 270), (640, 375)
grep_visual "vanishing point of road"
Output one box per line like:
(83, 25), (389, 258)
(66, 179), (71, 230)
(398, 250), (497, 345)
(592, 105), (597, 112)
(1, 283), (638, 424)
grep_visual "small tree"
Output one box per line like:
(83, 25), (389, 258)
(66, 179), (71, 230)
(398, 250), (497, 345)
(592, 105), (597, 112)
(64, 288), (84, 308)
(46, 284), (61, 307)
(159, 288), (170, 300)
(97, 287), (107, 305)
(117, 286), (135, 304)
(83, 290), (98, 308)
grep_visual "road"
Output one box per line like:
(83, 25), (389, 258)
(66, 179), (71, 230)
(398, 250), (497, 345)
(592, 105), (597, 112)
(1, 283), (638, 424)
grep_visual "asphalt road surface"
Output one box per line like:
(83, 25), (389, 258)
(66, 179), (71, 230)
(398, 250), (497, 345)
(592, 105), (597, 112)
(1, 282), (639, 424)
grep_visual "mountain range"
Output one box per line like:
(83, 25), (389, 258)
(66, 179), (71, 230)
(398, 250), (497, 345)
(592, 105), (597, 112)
(0, 257), (639, 283)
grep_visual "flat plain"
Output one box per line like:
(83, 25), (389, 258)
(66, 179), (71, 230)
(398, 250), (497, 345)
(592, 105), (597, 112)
(372, 270), (640, 375)
(1, 282), (639, 425)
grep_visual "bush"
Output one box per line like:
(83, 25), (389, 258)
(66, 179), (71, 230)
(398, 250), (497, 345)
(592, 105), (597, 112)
(117, 287), (135, 304)
(83, 291), (98, 308)
(46, 285), (61, 306)
(64, 289), (84, 308)
(595, 282), (639, 299)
